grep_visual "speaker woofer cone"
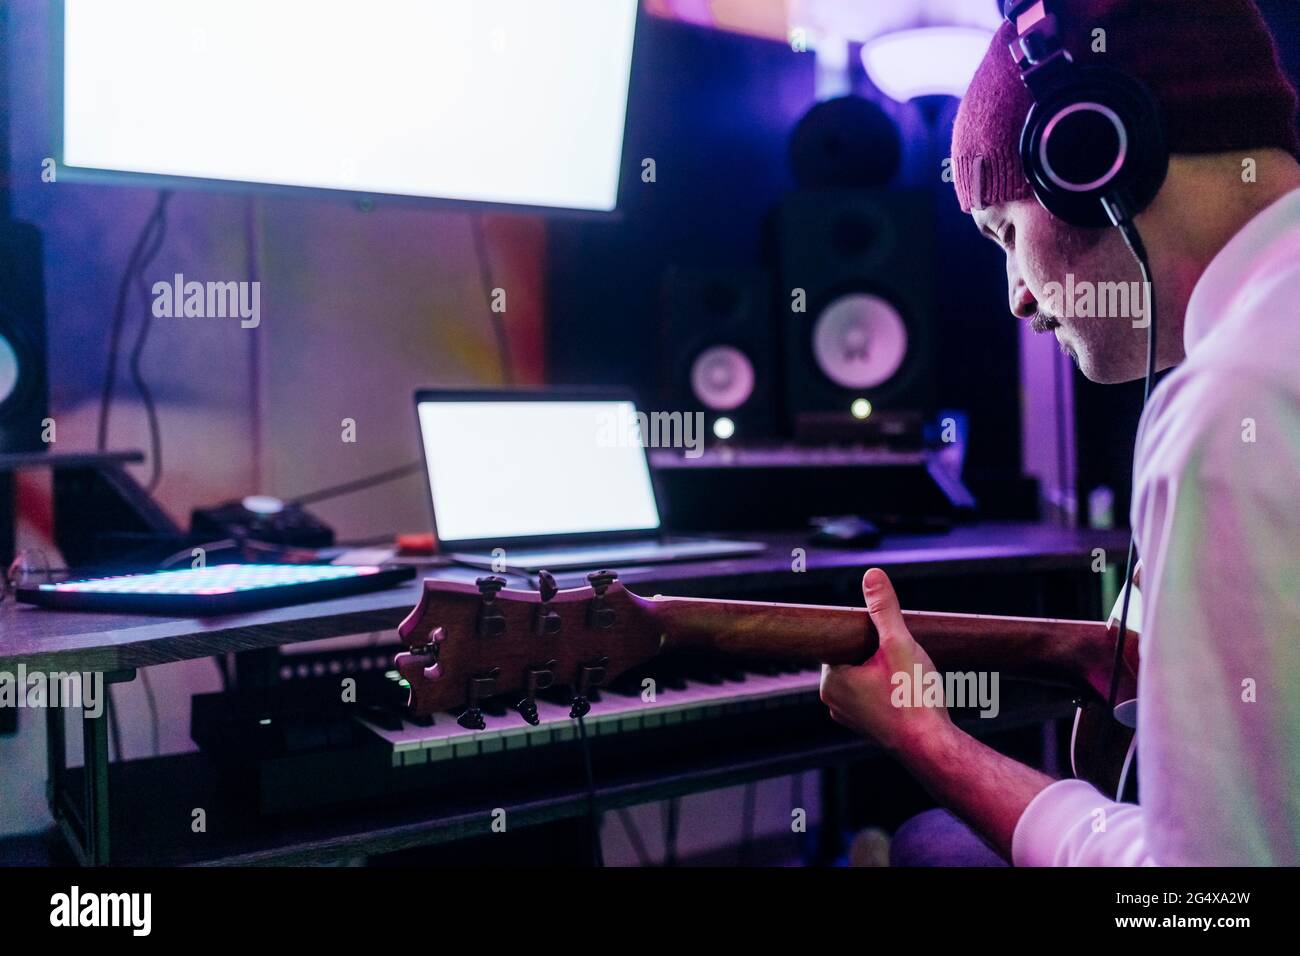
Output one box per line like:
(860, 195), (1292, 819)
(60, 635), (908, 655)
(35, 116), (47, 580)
(690, 344), (756, 411)
(811, 293), (908, 390)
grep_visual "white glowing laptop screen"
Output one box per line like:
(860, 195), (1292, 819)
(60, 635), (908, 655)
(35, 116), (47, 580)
(417, 399), (661, 544)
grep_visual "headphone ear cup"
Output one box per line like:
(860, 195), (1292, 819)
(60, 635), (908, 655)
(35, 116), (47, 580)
(1020, 67), (1168, 228)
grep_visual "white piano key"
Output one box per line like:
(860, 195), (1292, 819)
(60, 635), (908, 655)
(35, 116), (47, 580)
(358, 667), (824, 756)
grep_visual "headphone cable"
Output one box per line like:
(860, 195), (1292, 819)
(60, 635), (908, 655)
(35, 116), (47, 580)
(574, 711), (604, 867)
(1099, 202), (1158, 791)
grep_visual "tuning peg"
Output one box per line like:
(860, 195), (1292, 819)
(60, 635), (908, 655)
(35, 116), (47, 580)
(587, 569), (617, 592)
(476, 575), (508, 637)
(477, 575), (507, 595)
(534, 570), (562, 636)
(586, 569), (618, 630)
(406, 624), (445, 650)
(458, 709), (486, 731)
(515, 660), (557, 726)
(516, 698), (540, 725)
(394, 626), (446, 684)
(569, 657), (609, 720)
(457, 667), (500, 731)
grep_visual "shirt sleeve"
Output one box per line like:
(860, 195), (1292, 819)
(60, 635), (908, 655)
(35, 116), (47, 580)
(1012, 780), (1156, 866)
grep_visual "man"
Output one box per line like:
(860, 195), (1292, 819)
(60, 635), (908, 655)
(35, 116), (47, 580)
(821, 0), (1300, 866)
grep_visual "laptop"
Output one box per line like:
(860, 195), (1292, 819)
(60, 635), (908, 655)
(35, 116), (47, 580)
(414, 389), (766, 572)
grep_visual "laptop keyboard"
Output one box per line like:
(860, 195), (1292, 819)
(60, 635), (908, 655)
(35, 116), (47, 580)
(453, 538), (765, 570)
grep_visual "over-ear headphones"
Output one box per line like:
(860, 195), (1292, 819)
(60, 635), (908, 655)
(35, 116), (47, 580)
(1005, 2), (1165, 795)
(1004, 0), (1169, 228)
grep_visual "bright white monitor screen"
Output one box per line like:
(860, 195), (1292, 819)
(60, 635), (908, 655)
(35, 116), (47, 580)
(417, 400), (661, 543)
(61, 0), (638, 212)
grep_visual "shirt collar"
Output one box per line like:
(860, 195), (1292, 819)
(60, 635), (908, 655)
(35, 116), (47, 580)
(1184, 187), (1300, 354)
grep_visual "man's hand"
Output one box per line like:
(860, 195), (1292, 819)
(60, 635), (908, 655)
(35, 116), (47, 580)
(820, 567), (1058, 859)
(819, 567), (956, 751)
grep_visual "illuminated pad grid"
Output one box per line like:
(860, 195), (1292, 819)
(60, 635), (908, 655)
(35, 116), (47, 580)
(40, 564), (384, 596)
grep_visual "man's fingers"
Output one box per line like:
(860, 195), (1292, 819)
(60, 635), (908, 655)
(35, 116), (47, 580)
(820, 662), (845, 705)
(862, 567), (909, 647)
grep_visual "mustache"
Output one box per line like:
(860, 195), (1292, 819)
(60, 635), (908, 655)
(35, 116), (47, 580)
(1030, 312), (1061, 334)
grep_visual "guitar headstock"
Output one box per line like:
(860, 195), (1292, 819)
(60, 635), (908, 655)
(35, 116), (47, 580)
(394, 570), (663, 723)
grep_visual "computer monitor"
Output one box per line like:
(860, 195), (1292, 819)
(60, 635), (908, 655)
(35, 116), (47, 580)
(56, 0), (639, 213)
(414, 390), (662, 548)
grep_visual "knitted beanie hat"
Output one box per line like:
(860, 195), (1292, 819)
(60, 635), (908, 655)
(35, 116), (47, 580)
(952, 0), (1299, 212)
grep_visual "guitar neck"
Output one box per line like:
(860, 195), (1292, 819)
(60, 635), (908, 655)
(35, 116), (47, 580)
(643, 594), (1115, 699)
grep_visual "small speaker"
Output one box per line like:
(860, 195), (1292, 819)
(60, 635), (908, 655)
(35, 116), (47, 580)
(0, 220), (48, 454)
(775, 189), (936, 427)
(788, 95), (902, 190)
(0, 220), (49, 566)
(659, 266), (778, 440)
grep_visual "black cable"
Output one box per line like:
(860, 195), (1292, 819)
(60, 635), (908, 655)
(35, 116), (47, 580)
(213, 654), (231, 692)
(130, 196), (171, 487)
(1114, 217), (1158, 405)
(663, 798), (680, 867)
(156, 537), (314, 569)
(97, 193), (169, 451)
(1104, 214), (1157, 723)
(140, 669), (160, 757)
(128, 191), (173, 491)
(289, 460), (423, 507)
(158, 538), (237, 570)
(107, 684), (123, 763)
(616, 808), (652, 867)
(1088, 207), (1157, 801)
(469, 213), (513, 385)
(574, 712), (604, 867)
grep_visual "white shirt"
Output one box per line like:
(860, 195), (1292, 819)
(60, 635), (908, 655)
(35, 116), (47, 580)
(1012, 187), (1300, 866)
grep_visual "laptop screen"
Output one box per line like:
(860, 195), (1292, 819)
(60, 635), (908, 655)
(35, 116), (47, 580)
(416, 398), (662, 545)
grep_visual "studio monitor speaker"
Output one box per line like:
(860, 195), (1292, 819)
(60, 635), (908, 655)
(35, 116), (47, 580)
(775, 189), (936, 427)
(0, 220), (48, 454)
(659, 266), (778, 440)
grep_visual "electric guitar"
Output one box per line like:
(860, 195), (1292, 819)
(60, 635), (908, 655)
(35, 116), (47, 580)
(395, 570), (1139, 796)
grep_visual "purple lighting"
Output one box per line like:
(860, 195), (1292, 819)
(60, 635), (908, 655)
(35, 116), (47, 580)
(861, 26), (993, 102)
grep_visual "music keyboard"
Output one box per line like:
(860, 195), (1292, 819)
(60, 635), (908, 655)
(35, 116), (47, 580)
(191, 643), (1071, 821)
(192, 648), (846, 816)
(358, 661), (823, 768)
